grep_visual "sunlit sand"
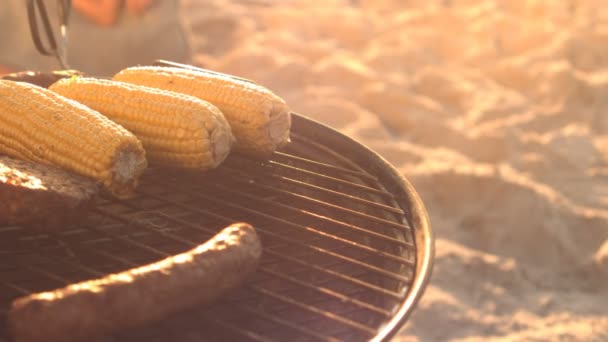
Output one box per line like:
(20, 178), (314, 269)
(182, 0), (608, 340)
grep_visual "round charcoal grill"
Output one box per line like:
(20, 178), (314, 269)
(0, 114), (434, 342)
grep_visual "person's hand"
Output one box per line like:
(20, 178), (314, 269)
(72, 0), (121, 26)
(125, 0), (154, 14)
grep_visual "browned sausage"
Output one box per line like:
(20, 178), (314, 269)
(0, 155), (99, 230)
(8, 223), (262, 342)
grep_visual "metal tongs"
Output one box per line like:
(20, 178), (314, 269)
(22, 1), (255, 85)
(26, 0), (72, 70)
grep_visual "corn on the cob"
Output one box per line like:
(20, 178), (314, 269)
(0, 80), (147, 198)
(50, 77), (234, 170)
(113, 66), (291, 157)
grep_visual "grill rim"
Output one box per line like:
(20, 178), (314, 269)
(288, 113), (435, 341)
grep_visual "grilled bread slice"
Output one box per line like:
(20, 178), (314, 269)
(0, 155), (99, 231)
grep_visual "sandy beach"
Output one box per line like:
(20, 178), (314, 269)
(181, 0), (608, 340)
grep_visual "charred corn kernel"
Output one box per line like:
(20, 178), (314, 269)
(113, 66), (291, 157)
(50, 77), (234, 170)
(0, 80), (147, 198)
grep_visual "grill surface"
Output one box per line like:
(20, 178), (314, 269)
(0, 114), (433, 342)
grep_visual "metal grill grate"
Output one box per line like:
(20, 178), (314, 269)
(0, 114), (433, 342)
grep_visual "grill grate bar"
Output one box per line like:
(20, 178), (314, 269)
(91, 209), (179, 257)
(262, 251), (405, 305)
(273, 151), (378, 181)
(95, 212), (205, 249)
(263, 249), (404, 300)
(166, 181), (413, 262)
(0, 281), (28, 295)
(26, 265), (73, 285)
(275, 174), (403, 214)
(221, 152), (393, 199)
(0, 226), (19, 233)
(170, 175), (410, 248)
(238, 305), (339, 342)
(106, 193), (350, 257)
(208, 181), (412, 233)
(200, 315), (273, 342)
(251, 285), (376, 337)
(0, 262), (20, 273)
(270, 240), (407, 282)
(94, 199), (366, 276)
(32, 253), (104, 278)
(267, 189), (408, 231)
(135, 189), (413, 280)
(219, 163), (402, 214)
(292, 210), (407, 247)
(267, 160), (394, 198)
(96, 199), (218, 237)
(71, 242), (139, 268)
(98, 208), (201, 248)
(222, 152), (394, 198)
(259, 268), (391, 317)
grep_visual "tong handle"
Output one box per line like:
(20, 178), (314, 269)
(26, 0), (71, 69)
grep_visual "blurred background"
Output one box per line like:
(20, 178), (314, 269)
(178, 0), (608, 340)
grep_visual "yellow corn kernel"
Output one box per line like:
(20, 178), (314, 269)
(50, 77), (234, 170)
(113, 66), (291, 157)
(0, 80), (147, 198)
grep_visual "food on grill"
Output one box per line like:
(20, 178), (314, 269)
(0, 70), (85, 89)
(0, 155), (98, 230)
(50, 77), (234, 170)
(113, 66), (292, 157)
(8, 223), (262, 342)
(0, 80), (147, 198)
(0, 70), (71, 89)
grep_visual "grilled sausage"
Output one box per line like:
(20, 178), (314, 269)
(0, 155), (99, 230)
(8, 223), (262, 342)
